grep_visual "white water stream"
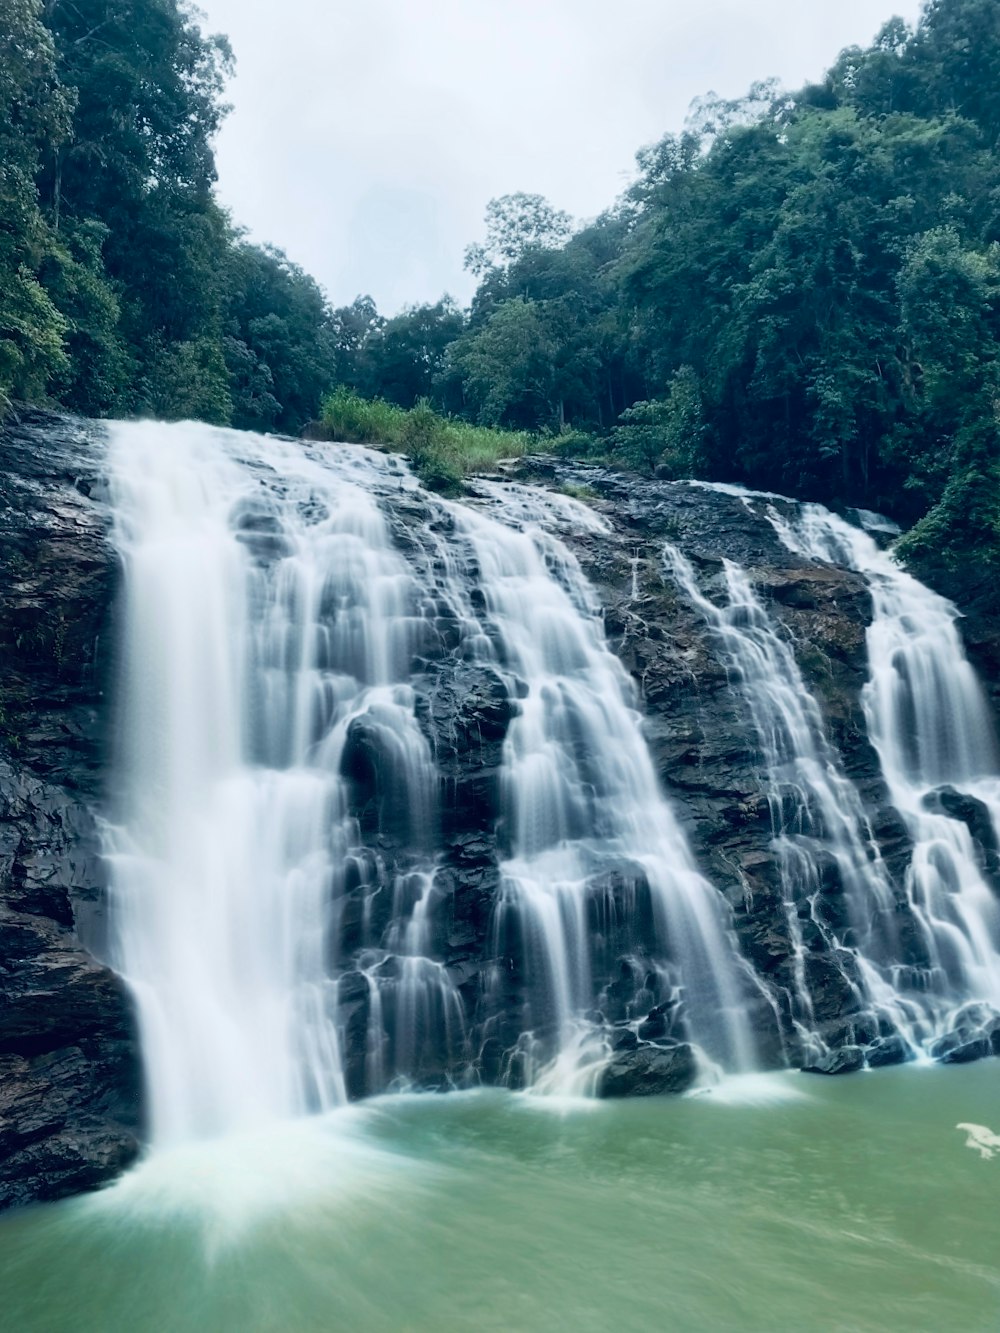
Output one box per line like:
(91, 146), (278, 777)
(773, 504), (1000, 1039)
(102, 422), (1000, 1144)
(664, 545), (922, 1059)
(104, 423), (760, 1139)
(105, 422), (438, 1144)
(453, 487), (758, 1085)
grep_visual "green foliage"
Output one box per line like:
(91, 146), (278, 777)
(558, 483), (598, 502)
(610, 369), (706, 475)
(896, 463), (1000, 568)
(552, 428), (600, 459)
(40, 220), (128, 415)
(302, 0), (1000, 568)
(224, 243), (338, 434)
(399, 403), (463, 495)
(321, 386), (408, 444)
(0, 266), (69, 401)
(5, 0), (1000, 575)
(222, 336), (280, 433)
(142, 337), (233, 425)
(318, 389), (530, 491)
(464, 193), (573, 277)
(0, 0), (73, 402)
(1, 0), (340, 429)
(350, 300), (466, 408)
(610, 399), (674, 472)
(448, 298), (562, 428)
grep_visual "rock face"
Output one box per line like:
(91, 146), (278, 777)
(1, 413), (998, 1213)
(0, 410), (143, 1211)
(598, 1042), (698, 1098)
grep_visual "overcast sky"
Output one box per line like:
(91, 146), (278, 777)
(197, 1), (926, 315)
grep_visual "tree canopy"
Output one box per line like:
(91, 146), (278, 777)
(0, 0), (337, 431)
(3, 0), (1000, 569)
(331, 0), (1000, 569)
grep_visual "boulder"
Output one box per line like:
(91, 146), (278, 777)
(598, 1042), (698, 1098)
(802, 1045), (866, 1076)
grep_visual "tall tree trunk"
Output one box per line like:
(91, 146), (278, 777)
(52, 150), (62, 232)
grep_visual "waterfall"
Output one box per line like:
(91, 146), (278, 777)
(451, 485), (758, 1085)
(770, 504), (1000, 1051)
(104, 422), (765, 1137)
(105, 421), (438, 1144)
(664, 546), (922, 1063)
(103, 419), (999, 1139)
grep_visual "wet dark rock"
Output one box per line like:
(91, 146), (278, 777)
(802, 1045), (866, 1076)
(923, 787), (1000, 886)
(865, 1035), (909, 1069)
(937, 1036), (993, 1065)
(930, 1010), (1000, 1065)
(597, 1042), (698, 1098)
(802, 952), (864, 1023)
(636, 1000), (678, 1042)
(600, 1034), (698, 1098)
(0, 408), (144, 1212)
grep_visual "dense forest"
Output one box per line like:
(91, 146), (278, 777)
(3, 0), (1000, 565)
(1, 0), (334, 434)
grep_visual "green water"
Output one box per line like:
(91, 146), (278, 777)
(1, 1064), (998, 1332)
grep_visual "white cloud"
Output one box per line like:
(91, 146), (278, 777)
(197, 0), (926, 313)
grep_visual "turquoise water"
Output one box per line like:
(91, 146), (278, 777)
(1, 1063), (998, 1332)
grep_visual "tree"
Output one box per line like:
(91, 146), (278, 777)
(142, 335), (232, 423)
(464, 193), (573, 277)
(361, 299), (465, 407)
(40, 218), (128, 415)
(39, 0), (235, 410)
(912, 0), (1000, 144)
(448, 298), (561, 428)
(224, 244), (337, 433)
(890, 226), (1000, 527)
(328, 295), (384, 389)
(610, 368), (706, 474)
(40, 0), (233, 223)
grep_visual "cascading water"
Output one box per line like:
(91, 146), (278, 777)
(451, 486), (759, 1086)
(104, 421), (765, 1135)
(664, 545), (921, 1063)
(103, 418), (1000, 1138)
(770, 504), (1000, 1051)
(105, 421), (441, 1144)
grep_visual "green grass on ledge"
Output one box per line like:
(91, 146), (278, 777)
(315, 388), (534, 493)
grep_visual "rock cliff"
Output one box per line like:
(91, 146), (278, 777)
(1, 412), (998, 1212)
(0, 411), (142, 1211)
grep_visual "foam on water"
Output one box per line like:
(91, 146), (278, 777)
(82, 1110), (434, 1257)
(686, 1071), (814, 1106)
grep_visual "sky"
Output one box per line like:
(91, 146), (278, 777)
(197, 0), (927, 315)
